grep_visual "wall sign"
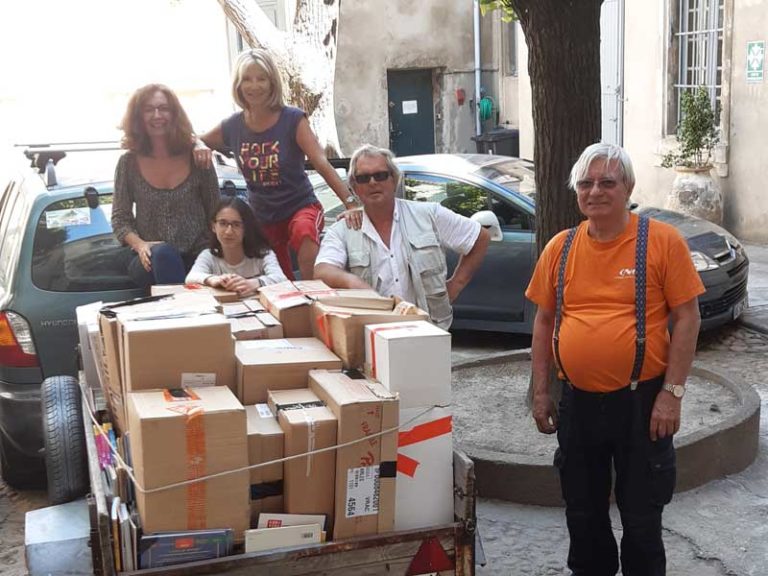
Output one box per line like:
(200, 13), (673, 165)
(402, 100), (418, 115)
(747, 41), (764, 83)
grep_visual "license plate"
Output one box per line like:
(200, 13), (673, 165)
(733, 296), (748, 320)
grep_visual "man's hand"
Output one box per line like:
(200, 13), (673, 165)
(337, 207), (363, 230)
(649, 390), (682, 441)
(446, 277), (462, 303)
(532, 391), (558, 434)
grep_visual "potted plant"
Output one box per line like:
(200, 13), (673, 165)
(662, 86), (723, 224)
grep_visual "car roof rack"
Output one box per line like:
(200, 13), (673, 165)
(15, 141), (121, 188)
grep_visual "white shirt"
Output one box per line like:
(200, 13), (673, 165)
(316, 199), (481, 301)
(185, 249), (287, 286)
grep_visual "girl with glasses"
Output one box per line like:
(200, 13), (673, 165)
(186, 197), (286, 296)
(112, 84), (219, 290)
(194, 48), (360, 281)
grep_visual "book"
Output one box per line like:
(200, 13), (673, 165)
(110, 496), (122, 572)
(118, 502), (135, 571)
(138, 529), (234, 569)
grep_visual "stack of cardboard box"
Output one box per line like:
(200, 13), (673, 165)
(79, 281), (452, 567)
(364, 320), (454, 530)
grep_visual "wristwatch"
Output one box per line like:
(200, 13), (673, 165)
(344, 194), (360, 206)
(662, 383), (686, 399)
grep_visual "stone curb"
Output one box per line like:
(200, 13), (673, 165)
(452, 357), (761, 506)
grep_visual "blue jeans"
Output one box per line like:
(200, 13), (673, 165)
(127, 243), (192, 290)
(554, 376), (675, 576)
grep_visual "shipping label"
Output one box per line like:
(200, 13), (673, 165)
(345, 465), (380, 518)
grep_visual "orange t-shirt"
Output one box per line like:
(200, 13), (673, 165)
(525, 213), (704, 392)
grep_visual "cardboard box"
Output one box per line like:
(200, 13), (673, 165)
(229, 312), (283, 340)
(245, 404), (284, 525)
(308, 370), (398, 539)
(244, 524), (322, 553)
(113, 292), (220, 321)
(151, 283), (240, 303)
(76, 301), (103, 390)
(258, 280), (336, 337)
(311, 299), (428, 369)
(269, 389), (337, 529)
(242, 298), (266, 313)
(364, 320), (451, 409)
(98, 313), (122, 395)
(395, 406), (454, 531)
(314, 290), (394, 310)
(127, 387), (250, 538)
(235, 338), (342, 405)
(121, 314), (235, 393)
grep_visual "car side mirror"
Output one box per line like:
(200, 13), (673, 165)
(471, 210), (503, 241)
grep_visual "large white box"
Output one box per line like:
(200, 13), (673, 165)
(395, 406), (454, 531)
(364, 320), (451, 409)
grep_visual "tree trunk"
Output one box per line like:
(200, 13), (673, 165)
(216, 0), (343, 156)
(510, 0), (603, 253)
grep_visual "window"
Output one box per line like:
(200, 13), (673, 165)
(403, 175), (489, 218)
(403, 173), (532, 232)
(669, 0), (724, 133)
(505, 22), (518, 76)
(32, 195), (135, 292)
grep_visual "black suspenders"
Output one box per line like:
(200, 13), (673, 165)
(553, 215), (650, 390)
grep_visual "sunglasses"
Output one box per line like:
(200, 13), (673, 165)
(353, 171), (391, 185)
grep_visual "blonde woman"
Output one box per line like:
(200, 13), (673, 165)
(197, 49), (358, 280)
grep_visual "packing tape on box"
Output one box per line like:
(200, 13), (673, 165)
(396, 415), (453, 478)
(315, 313), (333, 349)
(163, 389), (207, 529)
(367, 323), (423, 380)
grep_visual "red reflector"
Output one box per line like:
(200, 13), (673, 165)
(406, 536), (455, 575)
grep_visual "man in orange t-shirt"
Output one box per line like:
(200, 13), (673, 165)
(525, 143), (703, 576)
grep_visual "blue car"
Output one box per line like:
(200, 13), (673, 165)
(312, 153), (749, 333)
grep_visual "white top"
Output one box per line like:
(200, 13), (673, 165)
(316, 199), (481, 302)
(185, 249), (287, 286)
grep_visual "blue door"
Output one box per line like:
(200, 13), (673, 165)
(387, 69), (435, 156)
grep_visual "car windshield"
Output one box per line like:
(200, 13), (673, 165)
(474, 158), (536, 199)
(32, 194), (136, 292)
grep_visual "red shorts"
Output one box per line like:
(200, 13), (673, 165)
(261, 203), (324, 279)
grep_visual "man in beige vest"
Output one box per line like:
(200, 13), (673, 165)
(314, 144), (489, 329)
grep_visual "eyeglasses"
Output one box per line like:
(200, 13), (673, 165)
(215, 219), (244, 231)
(142, 105), (172, 116)
(353, 171), (391, 185)
(576, 178), (619, 192)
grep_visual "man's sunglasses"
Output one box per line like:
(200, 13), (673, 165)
(353, 171), (391, 185)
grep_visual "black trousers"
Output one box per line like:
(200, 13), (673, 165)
(555, 376), (676, 576)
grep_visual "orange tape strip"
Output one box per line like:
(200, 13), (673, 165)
(367, 323), (422, 380)
(396, 415), (452, 478)
(185, 408), (206, 529)
(315, 313), (332, 348)
(397, 453), (420, 477)
(398, 415), (452, 448)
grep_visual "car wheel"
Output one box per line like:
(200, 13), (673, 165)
(0, 430), (46, 489)
(41, 375), (88, 505)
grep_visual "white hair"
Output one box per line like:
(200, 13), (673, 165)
(569, 142), (636, 192)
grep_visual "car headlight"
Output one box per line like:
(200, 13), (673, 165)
(690, 251), (719, 272)
(726, 234), (745, 255)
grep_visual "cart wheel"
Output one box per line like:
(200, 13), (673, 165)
(41, 375), (88, 505)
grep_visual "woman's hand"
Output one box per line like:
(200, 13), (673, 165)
(219, 274), (259, 297)
(134, 241), (159, 272)
(205, 274), (226, 288)
(337, 206), (364, 230)
(192, 140), (213, 168)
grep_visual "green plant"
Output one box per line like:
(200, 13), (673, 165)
(662, 86), (720, 169)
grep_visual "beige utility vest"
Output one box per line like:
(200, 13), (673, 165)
(343, 200), (452, 329)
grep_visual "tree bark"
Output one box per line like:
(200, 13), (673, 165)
(509, 0), (603, 253)
(216, 0), (343, 156)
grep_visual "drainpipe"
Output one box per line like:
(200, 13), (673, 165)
(473, 0), (482, 136)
